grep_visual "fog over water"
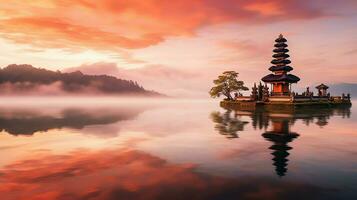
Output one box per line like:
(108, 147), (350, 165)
(0, 98), (356, 200)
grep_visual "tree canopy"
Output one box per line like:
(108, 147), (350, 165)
(209, 71), (248, 100)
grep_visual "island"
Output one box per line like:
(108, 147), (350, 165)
(216, 34), (352, 109)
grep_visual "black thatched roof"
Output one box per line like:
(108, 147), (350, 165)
(269, 66), (293, 72)
(316, 83), (329, 89)
(261, 74), (300, 83)
(273, 48), (289, 53)
(274, 43), (288, 48)
(275, 37), (287, 43)
(262, 34), (299, 83)
(275, 34), (287, 43)
(273, 53), (290, 58)
(271, 59), (291, 65)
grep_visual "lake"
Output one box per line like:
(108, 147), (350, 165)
(0, 98), (356, 200)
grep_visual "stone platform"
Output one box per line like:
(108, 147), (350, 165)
(220, 99), (352, 111)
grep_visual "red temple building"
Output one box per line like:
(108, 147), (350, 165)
(262, 34), (300, 96)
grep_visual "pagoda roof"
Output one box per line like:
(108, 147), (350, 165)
(274, 43), (288, 48)
(272, 53), (290, 58)
(262, 73), (300, 83)
(316, 83), (329, 89)
(275, 34), (287, 43)
(275, 37), (287, 43)
(273, 48), (289, 53)
(271, 59), (291, 65)
(269, 66), (293, 72)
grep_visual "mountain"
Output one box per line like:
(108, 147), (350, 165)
(328, 83), (357, 98)
(0, 64), (162, 96)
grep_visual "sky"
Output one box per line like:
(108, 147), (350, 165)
(0, 0), (356, 97)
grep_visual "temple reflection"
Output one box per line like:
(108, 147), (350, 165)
(262, 117), (299, 177)
(212, 105), (351, 177)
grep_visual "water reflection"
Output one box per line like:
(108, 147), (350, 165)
(0, 100), (355, 200)
(0, 148), (334, 200)
(0, 106), (147, 136)
(210, 110), (249, 139)
(212, 105), (351, 177)
(262, 119), (299, 177)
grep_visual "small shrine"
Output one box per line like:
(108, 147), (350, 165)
(316, 84), (329, 97)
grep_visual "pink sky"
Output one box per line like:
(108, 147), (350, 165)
(0, 0), (356, 97)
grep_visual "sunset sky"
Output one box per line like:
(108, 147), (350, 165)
(0, 0), (356, 97)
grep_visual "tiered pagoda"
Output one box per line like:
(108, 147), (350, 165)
(262, 34), (300, 96)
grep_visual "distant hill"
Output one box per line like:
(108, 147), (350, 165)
(328, 83), (357, 98)
(0, 64), (162, 96)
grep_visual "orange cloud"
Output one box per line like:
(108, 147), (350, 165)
(0, 0), (330, 54)
(244, 2), (283, 16)
(0, 17), (162, 50)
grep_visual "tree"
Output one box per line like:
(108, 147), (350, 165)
(209, 71), (249, 100)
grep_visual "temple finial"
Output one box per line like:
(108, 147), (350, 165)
(279, 33), (283, 38)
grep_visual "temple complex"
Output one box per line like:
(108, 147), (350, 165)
(222, 34), (351, 108)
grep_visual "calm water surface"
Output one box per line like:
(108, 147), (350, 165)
(0, 98), (356, 200)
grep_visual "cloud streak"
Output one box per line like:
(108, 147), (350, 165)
(65, 62), (205, 97)
(0, 0), (333, 53)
